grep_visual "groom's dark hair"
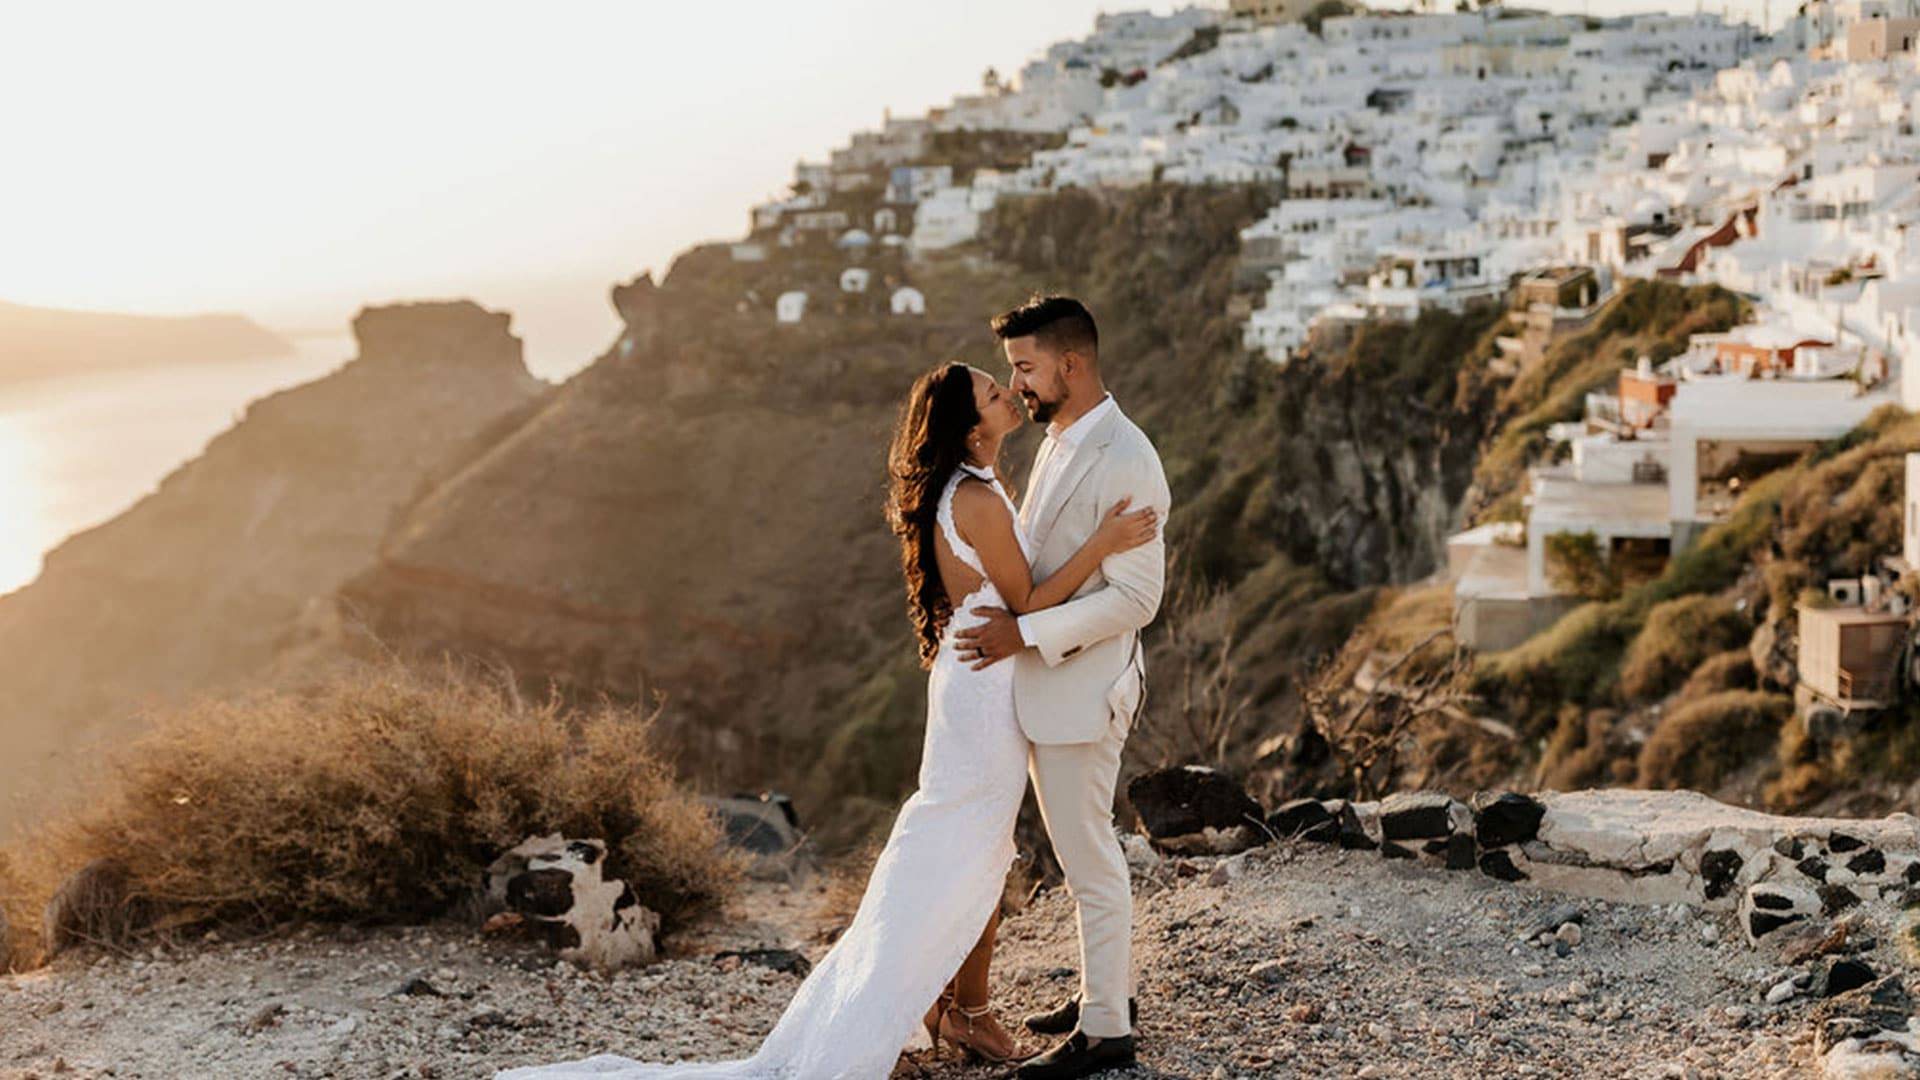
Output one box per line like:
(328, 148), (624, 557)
(990, 294), (1098, 360)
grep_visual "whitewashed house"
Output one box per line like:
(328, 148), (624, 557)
(776, 291), (808, 324)
(840, 268), (871, 294)
(891, 286), (927, 316)
(909, 187), (983, 253)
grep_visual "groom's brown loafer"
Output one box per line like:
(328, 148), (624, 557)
(1022, 995), (1138, 1036)
(1013, 1030), (1136, 1079)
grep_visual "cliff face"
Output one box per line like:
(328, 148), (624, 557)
(0, 301), (547, 838)
(339, 186), (1503, 835)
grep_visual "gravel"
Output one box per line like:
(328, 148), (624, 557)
(4, 842), (1896, 1078)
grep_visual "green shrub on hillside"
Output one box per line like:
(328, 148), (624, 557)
(1637, 690), (1791, 790)
(1, 664), (738, 964)
(1618, 595), (1749, 704)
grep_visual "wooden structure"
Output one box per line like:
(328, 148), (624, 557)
(1797, 604), (1908, 710)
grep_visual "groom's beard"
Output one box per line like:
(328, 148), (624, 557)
(1023, 393), (1059, 424)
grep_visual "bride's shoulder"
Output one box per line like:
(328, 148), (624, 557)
(947, 476), (1009, 523)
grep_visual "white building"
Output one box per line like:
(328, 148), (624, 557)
(891, 286), (927, 316)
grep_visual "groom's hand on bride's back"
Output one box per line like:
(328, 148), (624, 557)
(955, 607), (1023, 670)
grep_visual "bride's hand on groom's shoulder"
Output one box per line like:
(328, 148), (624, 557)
(954, 607), (1021, 670)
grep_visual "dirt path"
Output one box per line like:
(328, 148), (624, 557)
(0, 843), (1850, 1078)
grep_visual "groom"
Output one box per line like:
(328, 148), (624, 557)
(956, 295), (1170, 1079)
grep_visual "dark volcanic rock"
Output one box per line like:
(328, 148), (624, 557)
(1479, 849), (1526, 881)
(715, 948), (812, 977)
(1126, 767), (1265, 844)
(1379, 792), (1458, 841)
(1845, 848), (1886, 877)
(1827, 832), (1865, 854)
(1441, 833), (1477, 871)
(1701, 849), (1743, 901)
(1820, 885), (1861, 917)
(1749, 910), (1806, 938)
(1797, 857), (1830, 883)
(1818, 959), (1877, 998)
(1329, 800), (1378, 850)
(1267, 798), (1337, 842)
(1471, 792), (1545, 848)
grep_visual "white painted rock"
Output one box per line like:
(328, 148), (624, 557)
(485, 834), (661, 972)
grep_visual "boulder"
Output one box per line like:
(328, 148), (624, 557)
(1127, 767), (1265, 854)
(704, 793), (813, 882)
(486, 835), (661, 971)
(43, 859), (139, 957)
(1472, 792), (1546, 848)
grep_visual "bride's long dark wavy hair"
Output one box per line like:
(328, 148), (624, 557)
(887, 362), (981, 668)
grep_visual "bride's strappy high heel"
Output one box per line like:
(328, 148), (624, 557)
(938, 1000), (1019, 1063)
(923, 986), (956, 1048)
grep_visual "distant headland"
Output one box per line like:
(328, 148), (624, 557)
(0, 299), (292, 384)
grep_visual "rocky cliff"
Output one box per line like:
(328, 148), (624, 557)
(0, 302), (548, 838)
(334, 185), (1511, 841)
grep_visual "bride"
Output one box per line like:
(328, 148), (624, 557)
(497, 361), (1155, 1079)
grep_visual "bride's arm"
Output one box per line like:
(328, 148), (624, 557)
(951, 481), (1156, 616)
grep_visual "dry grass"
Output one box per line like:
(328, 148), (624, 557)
(1537, 707), (1636, 791)
(0, 850), (30, 972)
(1636, 690), (1791, 792)
(1617, 595), (1749, 705)
(0, 662), (738, 967)
(1673, 650), (1758, 704)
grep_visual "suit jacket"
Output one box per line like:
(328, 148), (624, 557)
(1014, 402), (1171, 745)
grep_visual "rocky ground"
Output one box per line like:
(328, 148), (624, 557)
(7, 838), (1902, 1079)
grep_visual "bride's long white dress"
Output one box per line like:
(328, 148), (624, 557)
(498, 463), (1031, 1080)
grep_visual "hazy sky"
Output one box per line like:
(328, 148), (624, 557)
(2, 0), (1763, 378)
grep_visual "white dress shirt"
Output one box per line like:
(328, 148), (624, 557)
(1017, 394), (1117, 647)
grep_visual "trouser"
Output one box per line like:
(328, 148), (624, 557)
(1029, 714), (1133, 1039)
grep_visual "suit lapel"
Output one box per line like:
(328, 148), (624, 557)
(1019, 436), (1057, 531)
(1028, 408), (1122, 548)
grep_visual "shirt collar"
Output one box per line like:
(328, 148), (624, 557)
(1046, 393), (1116, 451)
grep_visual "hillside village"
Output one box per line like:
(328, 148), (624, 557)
(729, 0), (1920, 751)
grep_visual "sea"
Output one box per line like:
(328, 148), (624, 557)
(0, 335), (358, 597)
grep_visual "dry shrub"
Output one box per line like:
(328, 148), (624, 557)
(2, 662), (738, 956)
(0, 850), (31, 972)
(1617, 595), (1748, 704)
(1674, 650), (1757, 704)
(1537, 707), (1635, 790)
(1771, 707), (1920, 812)
(1637, 690), (1791, 791)
(1765, 714), (1829, 812)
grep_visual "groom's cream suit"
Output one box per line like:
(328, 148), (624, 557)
(1014, 394), (1169, 1040)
